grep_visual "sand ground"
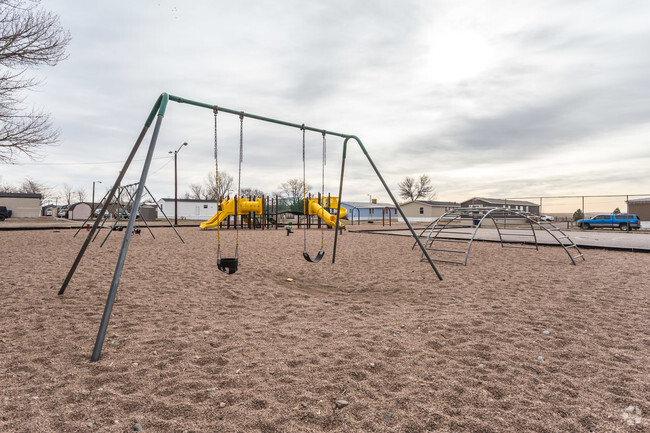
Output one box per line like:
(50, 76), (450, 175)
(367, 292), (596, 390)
(1, 226), (648, 432)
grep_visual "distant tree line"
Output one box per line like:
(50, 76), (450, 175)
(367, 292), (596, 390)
(183, 171), (312, 210)
(0, 175), (88, 205)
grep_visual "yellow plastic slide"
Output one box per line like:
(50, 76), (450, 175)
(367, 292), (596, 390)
(200, 198), (263, 229)
(308, 197), (347, 227)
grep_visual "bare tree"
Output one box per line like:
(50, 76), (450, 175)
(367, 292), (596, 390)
(0, 0), (71, 163)
(61, 182), (73, 205)
(76, 187), (87, 202)
(19, 176), (51, 203)
(398, 174), (436, 201)
(204, 171), (233, 200)
(0, 175), (16, 192)
(240, 187), (265, 198)
(187, 183), (204, 200)
(279, 178), (312, 208)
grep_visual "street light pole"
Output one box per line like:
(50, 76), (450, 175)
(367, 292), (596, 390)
(170, 142), (188, 225)
(92, 180), (102, 218)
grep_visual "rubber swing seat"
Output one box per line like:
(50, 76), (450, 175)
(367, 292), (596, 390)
(303, 249), (325, 263)
(218, 258), (238, 274)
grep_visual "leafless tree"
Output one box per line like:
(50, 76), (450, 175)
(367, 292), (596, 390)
(61, 182), (73, 205)
(76, 187), (87, 202)
(0, 0), (71, 163)
(187, 183), (204, 200)
(398, 174), (436, 201)
(204, 171), (233, 200)
(240, 187), (265, 198)
(279, 178), (312, 209)
(19, 176), (51, 203)
(0, 175), (16, 192)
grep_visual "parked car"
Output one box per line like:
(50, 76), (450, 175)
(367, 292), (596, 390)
(57, 206), (68, 218)
(94, 208), (110, 218)
(540, 215), (555, 222)
(0, 206), (9, 221)
(577, 214), (641, 231)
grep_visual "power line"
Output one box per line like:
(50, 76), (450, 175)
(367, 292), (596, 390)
(9, 156), (169, 167)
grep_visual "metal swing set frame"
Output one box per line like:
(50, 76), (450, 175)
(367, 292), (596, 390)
(57, 93), (442, 362)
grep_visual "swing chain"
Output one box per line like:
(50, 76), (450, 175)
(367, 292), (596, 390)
(213, 106), (222, 261)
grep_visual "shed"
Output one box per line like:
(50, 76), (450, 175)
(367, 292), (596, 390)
(0, 192), (42, 218)
(68, 202), (92, 220)
(460, 197), (540, 215)
(627, 197), (650, 222)
(340, 201), (398, 224)
(399, 200), (461, 222)
(139, 204), (159, 220)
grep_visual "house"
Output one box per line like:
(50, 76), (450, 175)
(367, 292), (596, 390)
(399, 200), (461, 222)
(460, 197), (540, 215)
(157, 198), (219, 221)
(0, 192), (42, 217)
(340, 201), (398, 224)
(627, 197), (650, 226)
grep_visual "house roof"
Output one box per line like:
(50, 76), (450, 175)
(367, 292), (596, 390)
(0, 192), (42, 199)
(462, 197), (539, 207)
(402, 200), (461, 207)
(341, 201), (396, 209)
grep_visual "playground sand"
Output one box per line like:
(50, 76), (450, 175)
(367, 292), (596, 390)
(1, 227), (648, 432)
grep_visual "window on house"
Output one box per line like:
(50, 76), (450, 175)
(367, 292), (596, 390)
(204, 204), (208, 209)
(369, 208), (374, 215)
(419, 207), (424, 214)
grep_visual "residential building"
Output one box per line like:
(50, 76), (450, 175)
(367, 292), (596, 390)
(460, 197), (540, 215)
(399, 200), (461, 222)
(340, 201), (397, 224)
(157, 198), (219, 221)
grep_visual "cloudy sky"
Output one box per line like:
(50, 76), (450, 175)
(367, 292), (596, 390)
(3, 0), (650, 212)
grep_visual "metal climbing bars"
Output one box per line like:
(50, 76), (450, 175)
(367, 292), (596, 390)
(414, 207), (585, 266)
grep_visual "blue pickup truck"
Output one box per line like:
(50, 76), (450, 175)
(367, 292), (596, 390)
(577, 214), (641, 231)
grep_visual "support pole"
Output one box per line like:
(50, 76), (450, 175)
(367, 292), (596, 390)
(91, 112), (165, 362)
(74, 189), (110, 237)
(59, 126), (150, 295)
(332, 136), (443, 280)
(145, 185), (184, 243)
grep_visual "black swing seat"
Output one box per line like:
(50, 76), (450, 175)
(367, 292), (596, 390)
(303, 249), (325, 263)
(218, 257), (238, 274)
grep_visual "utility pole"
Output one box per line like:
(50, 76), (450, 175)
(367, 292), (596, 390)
(170, 142), (188, 225)
(92, 180), (102, 218)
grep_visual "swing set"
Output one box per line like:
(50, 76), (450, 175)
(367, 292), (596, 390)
(58, 93), (442, 362)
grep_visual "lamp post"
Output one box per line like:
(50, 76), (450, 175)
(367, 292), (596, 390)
(170, 142), (188, 225)
(92, 181), (102, 218)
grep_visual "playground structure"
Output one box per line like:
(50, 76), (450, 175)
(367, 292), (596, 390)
(307, 196), (346, 228)
(57, 93), (441, 362)
(414, 207), (585, 266)
(200, 197), (263, 229)
(198, 196), (346, 230)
